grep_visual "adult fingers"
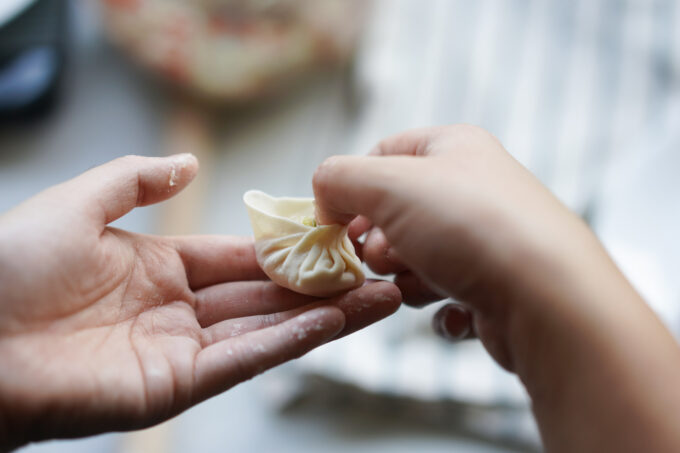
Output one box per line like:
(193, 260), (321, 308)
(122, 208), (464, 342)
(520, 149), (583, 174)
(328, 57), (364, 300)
(173, 236), (267, 290)
(197, 280), (401, 335)
(201, 304), (320, 345)
(432, 303), (477, 341)
(394, 271), (447, 307)
(192, 306), (345, 404)
(195, 281), (316, 327)
(330, 280), (402, 339)
(53, 154), (198, 227)
(200, 281), (401, 345)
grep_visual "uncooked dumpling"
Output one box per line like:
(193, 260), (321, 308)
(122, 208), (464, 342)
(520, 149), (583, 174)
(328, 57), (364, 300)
(243, 190), (365, 297)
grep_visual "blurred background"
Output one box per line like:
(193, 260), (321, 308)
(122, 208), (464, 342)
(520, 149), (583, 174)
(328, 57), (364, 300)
(2, 0), (680, 452)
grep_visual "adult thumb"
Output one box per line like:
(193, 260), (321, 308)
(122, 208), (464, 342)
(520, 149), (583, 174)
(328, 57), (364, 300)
(53, 154), (198, 227)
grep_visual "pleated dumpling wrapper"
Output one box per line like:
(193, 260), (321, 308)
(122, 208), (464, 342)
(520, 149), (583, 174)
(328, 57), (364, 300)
(243, 190), (365, 297)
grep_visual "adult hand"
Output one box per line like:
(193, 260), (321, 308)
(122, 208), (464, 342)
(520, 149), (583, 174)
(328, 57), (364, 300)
(0, 154), (400, 451)
(313, 125), (680, 452)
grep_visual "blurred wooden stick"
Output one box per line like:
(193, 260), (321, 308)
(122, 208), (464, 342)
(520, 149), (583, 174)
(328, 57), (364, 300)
(119, 101), (215, 453)
(157, 101), (215, 236)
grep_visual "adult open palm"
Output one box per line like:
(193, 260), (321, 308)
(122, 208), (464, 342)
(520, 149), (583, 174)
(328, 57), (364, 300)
(0, 154), (400, 450)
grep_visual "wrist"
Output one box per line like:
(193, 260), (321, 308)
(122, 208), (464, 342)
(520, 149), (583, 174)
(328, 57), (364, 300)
(506, 224), (634, 384)
(504, 228), (680, 451)
(466, 213), (601, 371)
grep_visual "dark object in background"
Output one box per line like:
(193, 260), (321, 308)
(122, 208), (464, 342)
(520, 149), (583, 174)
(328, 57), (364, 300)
(0, 0), (67, 120)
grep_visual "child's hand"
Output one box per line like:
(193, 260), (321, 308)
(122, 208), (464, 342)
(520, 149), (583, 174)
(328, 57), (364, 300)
(314, 125), (590, 369)
(313, 125), (680, 452)
(0, 155), (400, 450)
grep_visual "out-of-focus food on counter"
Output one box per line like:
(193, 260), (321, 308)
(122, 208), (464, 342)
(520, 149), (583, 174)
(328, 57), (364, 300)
(244, 190), (365, 297)
(100, 0), (367, 101)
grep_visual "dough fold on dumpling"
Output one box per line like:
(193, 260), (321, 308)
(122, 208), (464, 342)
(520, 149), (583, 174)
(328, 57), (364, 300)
(243, 190), (365, 297)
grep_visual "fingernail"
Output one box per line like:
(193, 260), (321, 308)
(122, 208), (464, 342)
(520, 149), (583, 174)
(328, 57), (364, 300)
(434, 305), (471, 342)
(385, 246), (400, 263)
(170, 153), (197, 167)
(167, 154), (198, 188)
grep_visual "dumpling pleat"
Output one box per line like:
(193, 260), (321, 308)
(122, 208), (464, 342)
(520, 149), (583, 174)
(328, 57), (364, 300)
(245, 190), (365, 297)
